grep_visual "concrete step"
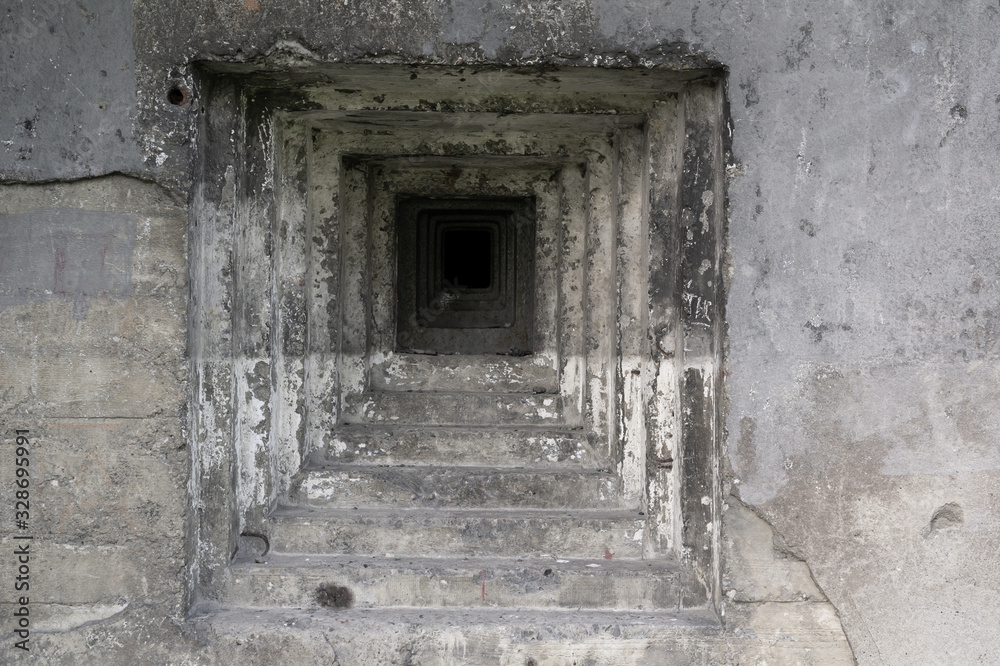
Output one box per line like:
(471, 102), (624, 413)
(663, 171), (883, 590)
(289, 464), (626, 510)
(268, 506), (647, 559)
(225, 554), (685, 611)
(316, 426), (602, 467)
(342, 392), (567, 426)
(190, 605), (724, 665)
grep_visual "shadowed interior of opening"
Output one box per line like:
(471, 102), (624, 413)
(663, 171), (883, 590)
(440, 227), (493, 290)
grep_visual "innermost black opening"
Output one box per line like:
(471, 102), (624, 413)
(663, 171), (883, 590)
(440, 227), (492, 290)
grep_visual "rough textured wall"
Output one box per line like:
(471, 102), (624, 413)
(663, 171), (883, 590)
(3, 0), (999, 663)
(0, 178), (191, 658)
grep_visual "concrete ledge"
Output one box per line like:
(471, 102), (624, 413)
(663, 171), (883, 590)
(190, 605), (723, 665)
(269, 506), (647, 559)
(224, 554), (684, 610)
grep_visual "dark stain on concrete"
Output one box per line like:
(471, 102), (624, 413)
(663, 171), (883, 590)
(680, 367), (714, 607)
(739, 78), (759, 108)
(783, 22), (814, 71)
(804, 320), (852, 343)
(316, 583), (355, 609)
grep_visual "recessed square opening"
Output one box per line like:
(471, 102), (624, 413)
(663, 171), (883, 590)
(191, 65), (728, 616)
(427, 216), (504, 303)
(396, 196), (535, 354)
(440, 227), (493, 291)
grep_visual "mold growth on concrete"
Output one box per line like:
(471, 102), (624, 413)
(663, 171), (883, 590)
(316, 584), (355, 609)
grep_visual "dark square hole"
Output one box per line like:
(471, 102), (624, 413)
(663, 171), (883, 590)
(441, 228), (493, 290)
(396, 196), (535, 355)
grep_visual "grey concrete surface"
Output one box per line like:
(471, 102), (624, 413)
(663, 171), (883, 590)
(2, 0), (999, 663)
(1, 1), (143, 181)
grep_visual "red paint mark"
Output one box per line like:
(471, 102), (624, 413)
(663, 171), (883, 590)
(604, 548), (614, 560)
(481, 569), (486, 601)
(53, 247), (67, 295)
(244, 0), (260, 10)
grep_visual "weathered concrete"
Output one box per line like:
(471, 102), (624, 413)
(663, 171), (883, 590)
(3, 0), (999, 662)
(0, 177), (189, 659)
(181, 66), (728, 653)
(225, 554), (685, 610)
(1, 2), (143, 180)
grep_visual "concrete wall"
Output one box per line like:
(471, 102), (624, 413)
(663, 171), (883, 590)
(3, 0), (999, 663)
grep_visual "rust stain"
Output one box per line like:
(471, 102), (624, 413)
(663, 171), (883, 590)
(244, 0), (260, 10)
(604, 548), (614, 560)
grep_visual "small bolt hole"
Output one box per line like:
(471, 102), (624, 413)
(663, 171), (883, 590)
(167, 86), (188, 106)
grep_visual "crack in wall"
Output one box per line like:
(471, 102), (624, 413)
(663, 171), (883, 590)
(723, 492), (858, 664)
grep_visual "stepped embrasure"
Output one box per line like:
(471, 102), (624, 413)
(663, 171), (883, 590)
(232, 428), (682, 612)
